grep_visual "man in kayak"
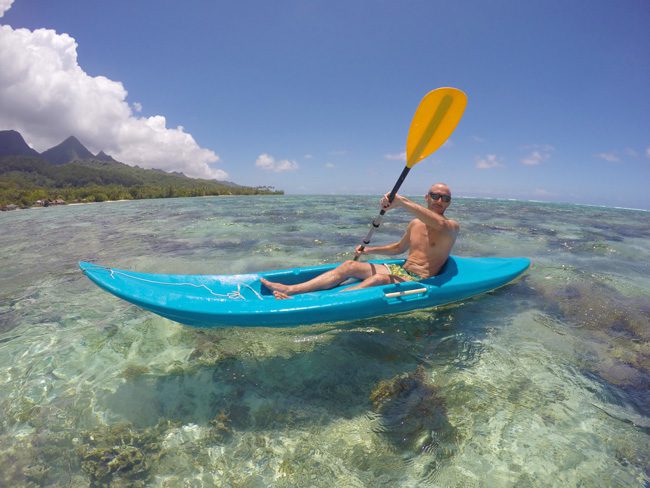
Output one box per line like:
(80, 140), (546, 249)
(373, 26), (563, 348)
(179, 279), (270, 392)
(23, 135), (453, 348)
(261, 183), (459, 299)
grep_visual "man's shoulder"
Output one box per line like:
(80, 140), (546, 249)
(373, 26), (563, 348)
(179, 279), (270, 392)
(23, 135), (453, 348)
(446, 217), (460, 228)
(446, 218), (460, 233)
(409, 218), (427, 228)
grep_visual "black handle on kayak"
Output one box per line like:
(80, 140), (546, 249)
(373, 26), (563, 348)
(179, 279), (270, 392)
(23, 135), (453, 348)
(354, 166), (412, 261)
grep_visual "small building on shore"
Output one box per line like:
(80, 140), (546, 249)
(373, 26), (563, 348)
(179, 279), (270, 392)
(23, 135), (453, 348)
(35, 198), (66, 207)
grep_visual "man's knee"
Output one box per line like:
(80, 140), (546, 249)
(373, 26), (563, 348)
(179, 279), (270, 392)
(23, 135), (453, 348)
(336, 260), (371, 280)
(339, 260), (359, 273)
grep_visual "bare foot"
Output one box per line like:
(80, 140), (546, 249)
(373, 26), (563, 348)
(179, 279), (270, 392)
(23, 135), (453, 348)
(260, 278), (293, 298)
(273, 290), (292, 300)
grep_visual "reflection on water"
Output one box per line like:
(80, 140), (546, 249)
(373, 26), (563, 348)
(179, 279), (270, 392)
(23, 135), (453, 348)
(0, 196), (648, 486)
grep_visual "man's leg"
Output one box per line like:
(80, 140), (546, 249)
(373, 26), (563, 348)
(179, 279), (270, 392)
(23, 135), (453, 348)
(343, 272), (404, 292)
(261, 261), (390, 297)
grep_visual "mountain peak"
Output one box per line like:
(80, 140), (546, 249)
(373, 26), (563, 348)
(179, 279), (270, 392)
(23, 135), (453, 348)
(95, 150), (116, 162)
(41, 135), (95, 165)
(0, 130), (40, 158)
(0, 130), (120, 165)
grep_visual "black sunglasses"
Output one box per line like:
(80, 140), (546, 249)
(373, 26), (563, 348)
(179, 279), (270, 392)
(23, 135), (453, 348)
(428, 192), (451, 203)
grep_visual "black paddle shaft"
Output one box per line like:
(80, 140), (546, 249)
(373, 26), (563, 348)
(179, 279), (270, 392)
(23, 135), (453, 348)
(354, 166), (412, 260)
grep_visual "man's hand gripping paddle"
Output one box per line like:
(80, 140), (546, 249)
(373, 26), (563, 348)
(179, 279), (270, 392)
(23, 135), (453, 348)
(353, 87), (468, 260)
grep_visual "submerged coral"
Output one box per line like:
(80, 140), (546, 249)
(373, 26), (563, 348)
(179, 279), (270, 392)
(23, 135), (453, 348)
(207, 410), (233, 443)
(370, 365), (458, 459)
(81, 445), (147, 486)
(0, 430), (83, 487)
(187, 330), (240, 367)
(76, 423), (165, 486)
(0, 438), (47, 487)
(120, 363), (151, 380)
(532, 267), (650, 392)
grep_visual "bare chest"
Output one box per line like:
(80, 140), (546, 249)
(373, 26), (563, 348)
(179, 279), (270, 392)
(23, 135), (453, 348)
(409, 222), (456, 259)
(410, 222), (443, 248)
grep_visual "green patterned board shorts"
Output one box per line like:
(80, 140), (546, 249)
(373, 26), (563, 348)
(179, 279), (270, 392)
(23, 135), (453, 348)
(383, 263), (424, 281)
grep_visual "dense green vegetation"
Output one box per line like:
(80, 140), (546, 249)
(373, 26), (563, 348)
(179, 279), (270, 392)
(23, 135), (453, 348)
(0, 156), (282, 207)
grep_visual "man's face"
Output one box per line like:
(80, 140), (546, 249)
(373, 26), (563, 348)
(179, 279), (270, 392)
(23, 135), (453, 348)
(425, 185), (452, 214)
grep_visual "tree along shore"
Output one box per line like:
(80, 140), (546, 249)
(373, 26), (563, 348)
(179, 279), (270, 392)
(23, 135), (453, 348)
(0, 156), (282, 208)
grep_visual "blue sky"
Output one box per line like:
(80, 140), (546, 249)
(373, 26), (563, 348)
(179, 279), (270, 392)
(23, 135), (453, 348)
(1, 0), (649, 209)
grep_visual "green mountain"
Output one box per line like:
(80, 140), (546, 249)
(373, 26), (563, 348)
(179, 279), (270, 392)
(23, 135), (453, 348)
(40, 135), (96, 165)
(0, 130), (40, 158)
(0, 131), (282, 207)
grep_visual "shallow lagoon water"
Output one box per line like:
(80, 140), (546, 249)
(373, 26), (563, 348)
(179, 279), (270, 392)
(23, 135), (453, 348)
(0, 196), (648, 487)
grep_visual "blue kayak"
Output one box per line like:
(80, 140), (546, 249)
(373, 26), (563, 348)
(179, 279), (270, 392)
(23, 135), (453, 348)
(79, 256), (530, 328)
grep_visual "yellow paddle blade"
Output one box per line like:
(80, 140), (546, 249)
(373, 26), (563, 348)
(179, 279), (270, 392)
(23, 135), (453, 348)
(406, 87), (467, 168)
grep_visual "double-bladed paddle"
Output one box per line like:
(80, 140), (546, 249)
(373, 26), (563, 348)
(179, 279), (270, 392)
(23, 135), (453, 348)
(354, 87), (467, 260)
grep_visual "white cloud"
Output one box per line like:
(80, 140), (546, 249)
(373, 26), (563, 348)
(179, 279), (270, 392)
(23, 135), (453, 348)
(324, 162), (335, 169)
(520, 144), (554, 166)
(646, 147), (650, 159)
(0, 22), (227, 180)
(521, 150), (548, 166)
(594, 152), (621, 163)
(476, 154), (503, 169)
(0, 0), (13, 18)
(132, 102), (142, 113)
(384, 151), (406, 161)
(255, 153), (299, 172)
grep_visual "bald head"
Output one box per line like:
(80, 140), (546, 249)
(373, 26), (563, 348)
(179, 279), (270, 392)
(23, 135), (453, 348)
(429, 183), (451, 196)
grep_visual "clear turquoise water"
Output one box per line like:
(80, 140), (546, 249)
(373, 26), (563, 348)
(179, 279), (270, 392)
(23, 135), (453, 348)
(0, 196), (648, 487)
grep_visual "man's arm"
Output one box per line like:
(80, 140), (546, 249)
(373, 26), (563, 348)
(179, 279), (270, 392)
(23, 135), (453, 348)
(356, 227), (410, 256)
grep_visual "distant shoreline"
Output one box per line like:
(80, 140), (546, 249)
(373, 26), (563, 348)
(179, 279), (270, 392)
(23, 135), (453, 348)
(0, 193), (283, 212)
